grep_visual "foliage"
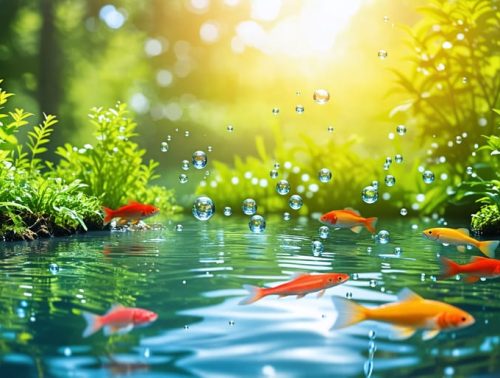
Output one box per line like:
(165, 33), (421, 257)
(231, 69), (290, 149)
(54, 104), (179, 213)
(390, 0), (499, 214)
(471, 204), (500, 235)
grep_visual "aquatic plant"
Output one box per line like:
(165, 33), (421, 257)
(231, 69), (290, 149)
(390, 0), (499, 214)
(54, 103), (180, 213)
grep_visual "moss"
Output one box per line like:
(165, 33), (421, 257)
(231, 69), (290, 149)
(471, 204), (500, 236)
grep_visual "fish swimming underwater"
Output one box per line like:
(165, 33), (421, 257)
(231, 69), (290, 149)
(439, 256), (500, 283)
(82, 305), (158, 337)
(319, 208), (377, 234)
(330, 288), (475, 340)
(103, 201), (159, 225)
(239, 272), (350, 305)
(423, 227), (499, 257)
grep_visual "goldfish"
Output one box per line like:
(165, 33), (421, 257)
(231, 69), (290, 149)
(439, 256), (500, 283)
(82, 304), (158, 337)
(103, 201), (159, 225)
(239, 272), (350, 305)
(319, 208), (377, 234)
(423, 227), (499, 257)
(331, 288), (475, 340)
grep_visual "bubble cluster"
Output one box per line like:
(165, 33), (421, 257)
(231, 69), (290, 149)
(362, 185), (378, 204)
(249, 215), (266, 233)
(276, 180), (291, 195)
(242, 198), (257, 215)
(288, 194), (303, 210)
(192, 196), (215, 221)
(318, 168), (332, 183)
(313, 89), (330, 104)
(192, 151), (208, 169)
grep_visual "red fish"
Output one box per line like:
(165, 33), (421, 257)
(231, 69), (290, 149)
(439, 256), (500, 283)
(239, 272), (350, 305)
(82, 305), (158, 337)
(103, 201), (159, 225)
(320, 208), (377, 234)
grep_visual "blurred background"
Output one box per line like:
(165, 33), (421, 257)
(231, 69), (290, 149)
(1, 0), (498, 216)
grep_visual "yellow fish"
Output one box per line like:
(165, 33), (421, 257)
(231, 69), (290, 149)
(331, 288), (475, 340)
(423, 227), (499, 257)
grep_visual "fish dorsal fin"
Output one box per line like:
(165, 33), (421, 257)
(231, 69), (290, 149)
(390, 326), (417, 340)
(397, 288), (424, 302)
(127, 200), (141, 206)
(343, 208), (361, 216)
(456, 228), (470, 236)
(106, 304), (125, 315)
(422, 329), (440, 341)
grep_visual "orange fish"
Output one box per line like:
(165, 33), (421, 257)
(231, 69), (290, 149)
(331, 288), (475, 340)
(439, 256), (500, 283)
(423, 227), (499, 257)
(239, 272), (350, 305)
(103, 201), (159, 225)
(320, 208), (377, 234)
(82, 304), (158, 337)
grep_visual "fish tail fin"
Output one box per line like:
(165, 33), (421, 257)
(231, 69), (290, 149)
(103, 207), (114, 225)
(82, 311), (102, 338)
(364, 217), (378, 234)
(239, 285), (264, 305)
(439, 256), (460, 279)
(478, 240), (499, 258)
(330, 296), (368, 330)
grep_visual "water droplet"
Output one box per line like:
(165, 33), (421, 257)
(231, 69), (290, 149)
(249, 215), (266, 233)
(384, 175), (396, 187)
(283, 212), (291, 221)
(184, 130), (190, 137)
(166, 135), (172, 141)
(63, 347), (72, 357)
(312, 240), (324, 255)
(223, 206), (232, 216)
(229, 320), (235, 326)
(49, 263), (59, 275)
(192, 196), (215, 221)
(371, 181), (379, 190)
(462, 76), (468, 84)
(400, 208), (408, 216)
(182, 280), (187, 285)
(192, 151), (208, 169)
(272, 107), (280, 115)
(422, 170), (435, 184)
(478, 117), (487, 127)
(378, 49), (388, 59)
(394, 247), (402, 255)
(352, 273), (359, 280)
(207, 145), (213, 152)
(318, 168), (332, 183)
(368, 330), (376, 340)
(227, 124), (234, 132)
(396, 125), (407, 135)
(276, 180), (290, 195)
(395, 154), (403, 163)
(376, 230), (390, 244)
(274, 162), (280, 169)
(242, 198), (257, 215)
(184, 325), (189, 330)
(327, 125), (334, 133)
(369, 279), (377, 287)
(313, 89), (330, 104)
(181, 159), (190, 171)
(175, 224), (183, 231)
(466, 166), (473, 175)
(362, 186), (378, 204)
(179, 174), (188, 184)
(346, 292), (353, 299)
(383, 163), (390, 171)
(144, 348), (150, 358)
(383, 15), (390, 22)
(444, 366), (455, 377)
(270, 169), (278, 179)
(160, 142), (169, 152)
(288, 194), (303, 210)
(295, 104), (304, 114)
(455, 135), (462, 144)
(319, 226), (329, 239)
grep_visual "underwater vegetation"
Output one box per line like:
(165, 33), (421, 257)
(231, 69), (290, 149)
(0, 81), (178, 241)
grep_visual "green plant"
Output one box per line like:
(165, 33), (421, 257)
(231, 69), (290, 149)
(54, 104), (179, 214)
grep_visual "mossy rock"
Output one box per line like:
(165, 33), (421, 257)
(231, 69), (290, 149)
(471, 204), (500, 236)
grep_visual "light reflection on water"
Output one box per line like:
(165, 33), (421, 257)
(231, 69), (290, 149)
(0, 216), (499, 377)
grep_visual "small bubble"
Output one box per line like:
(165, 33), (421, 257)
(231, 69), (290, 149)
(272, 107), (280, 115)
(362, 186), (378, 204)
(181, 159), (190, 170)
(369, 279), (377, 287)
(318, 168), (332, 183)
(421, 273), (426, 281)
(295, 104), (305, 114)
(192, 196), (215, 221)
(394, 247), (402, 255)
(249, 215), (266, 233)
(313, 89), (330, 104)
(371, 181), (379, 190)
(223, 206), (232, 216)
(227, 124), (234, 132)
(384, 175), (396, 187)
(383, 16), (389, 23)
(422, 170), (435, 184)
(462, 76), (468, 84)
(396, 125), (407, 135)
(184, 130), (190, 137)
(319, 226), (329, 239)
(327, 126), (334, 133)
(466, 166), (473, 175)
(376, 230), (390, 244)
(182, 280), (187, 285)
(270, 169), (278, 179)
(395, 154), (403, 163)
(400, 208), (408, 216)
(288, 194), (303, 210)
(442, 41), (453, 49)
(352, 273), (359, 280)
(175, 224), (183, 231)
(385, 156), (392, 165)
(160, 142), (169, 152)
(444, 366), (454, 377)
(179, 174), (188, 184)
(368, 330), (376, 340)
(49, 263), (59, 275)
(274, 162), (280, 169)
(378, 49), (388, 59)
(192, 151), (208, 169)
(276, 180), (291, 195)
(144, 348), (150, 358)
(63, 347), (72, 357)
(207, 145), (213, 152)
(283, 212), (291, 221)
(312, 240), (324, 255)
(184, 325), (189, 330)
(167, 135), (172, 141)
(345, 292), (353, 299)
(242, 198), (257, 215)
(455, 135), (462, 144)
(229, 320), (235, 326)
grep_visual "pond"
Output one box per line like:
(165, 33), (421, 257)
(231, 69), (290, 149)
(0, 216), (499, 377)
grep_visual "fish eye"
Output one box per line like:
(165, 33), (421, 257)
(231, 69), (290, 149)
(328, 278), (333, 283)
(428, 231), (432, 234)
(338, 276), (343, 281)
(461, 317), (466, 322)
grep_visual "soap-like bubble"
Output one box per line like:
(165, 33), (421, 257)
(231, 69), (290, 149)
(249, 215), (266, 233)
(192, 196), (215, 221)
(313, 89), (330, 104)
(192, 151), (208, 169)
(362, 186), (378, 204)
(288, 194), (303, 210)
(242, 198), (257, 215)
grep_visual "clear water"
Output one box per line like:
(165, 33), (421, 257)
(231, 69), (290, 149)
(0, 217), (499, 378)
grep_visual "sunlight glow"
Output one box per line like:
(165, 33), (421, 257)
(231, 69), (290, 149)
(251, 0), (282, 21)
